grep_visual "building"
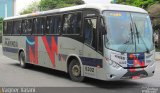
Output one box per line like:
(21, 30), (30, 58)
(0, 0), (15, 18)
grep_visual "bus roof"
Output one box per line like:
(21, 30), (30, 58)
(4, 4), (147, 20)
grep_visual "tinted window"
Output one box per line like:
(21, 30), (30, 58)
(22, 19), (32, 35)
(33, 17), (45, 35)
(32, 18), (38, 35)
(84, 18), (97, 48)
(3, 22), (7, 35)
(46, 15), (61, 35)
(98, 18), (105, 53)
(63, 12), (81, 34)
(7, 21), (13, 35)
(13, 20), (21, 35)
(38, 17), (45, 35)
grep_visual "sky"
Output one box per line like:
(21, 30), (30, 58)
(15, 0), (112, 15)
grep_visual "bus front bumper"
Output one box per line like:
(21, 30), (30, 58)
(105, 62), (155, 80)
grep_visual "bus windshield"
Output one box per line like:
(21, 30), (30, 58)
(104, 11), (154, 53)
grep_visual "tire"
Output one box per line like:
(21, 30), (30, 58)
(69, 59), (84, 82)
(19, 51), (27, 68)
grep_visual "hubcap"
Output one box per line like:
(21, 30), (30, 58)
(72, 65), (80, 77)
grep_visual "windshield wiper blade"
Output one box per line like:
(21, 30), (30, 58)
(134, 23), (150, 53)
(134, 23), (140, 43)
(121, 23), (134, 53)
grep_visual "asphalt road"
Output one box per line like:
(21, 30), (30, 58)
(0, 45), (160, 92)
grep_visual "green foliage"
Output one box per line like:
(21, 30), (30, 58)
(39, 0), (84, 11)
(21, 0), (85, 14)
(20, 1), (40, 15)
(116, 0), (160, 9)
(147, 4), (160, 32)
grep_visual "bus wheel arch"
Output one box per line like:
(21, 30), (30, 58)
(67, 55), (84, 82)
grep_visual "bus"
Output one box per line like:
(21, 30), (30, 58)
(2, 4), (155, 82)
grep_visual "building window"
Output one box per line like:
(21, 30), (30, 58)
(62, 12), (81, 34)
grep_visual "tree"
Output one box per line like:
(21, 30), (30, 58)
(21, 0), (85, 14)
(20, 1), (40, 15)
(147, 4), (160, 43)
(116, 0), (160, 9)
(39, 0), (84, 11)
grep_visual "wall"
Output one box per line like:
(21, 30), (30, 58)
(0, 0), (14, 18)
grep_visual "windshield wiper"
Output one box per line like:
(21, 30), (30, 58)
(121, 23), (134, 53)
(134, 23), (140, 43)
(134, 23), (150, 53)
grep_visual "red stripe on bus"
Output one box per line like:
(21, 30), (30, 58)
(42, 36), (58, 68)
(29, 36), (38, 64)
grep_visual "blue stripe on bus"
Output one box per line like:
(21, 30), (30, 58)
(26, 37), (35, 45)
(3, 47), (18, 53)
(80, 57), (103, 68)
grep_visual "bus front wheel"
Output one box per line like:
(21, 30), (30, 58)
(19, 51), (27, 68)
(69, 59), (84, 82)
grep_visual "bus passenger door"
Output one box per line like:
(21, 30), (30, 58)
(82, 17), (98, 78)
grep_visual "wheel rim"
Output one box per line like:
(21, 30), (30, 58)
(72, 65), (80, 77)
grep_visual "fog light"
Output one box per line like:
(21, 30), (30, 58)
(110, 75), (113, 78)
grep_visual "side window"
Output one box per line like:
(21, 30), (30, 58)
(98, 18), (106, 53)
(7, 21), (13, 35)
(62, 12), (81, 34)
(3, 22), (7, 35)
(32, 18), (38, 35)
(84, 18), (97, 48)
(33, 17), (45, 35)
(37, 17), (45, 35)
(22, 20), (26, 34)
(46, 16), (52, 34)
(13, 20), (21, 35)
(22, 19), (32, 35)
(53, 16), (61, 34)
(63, 14), (73, 34)
(75, 12), (82, 34)
(46, 15), (61, 35)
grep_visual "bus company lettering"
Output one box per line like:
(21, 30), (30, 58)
(4, 38), (18, 47)
(115, 55), (125, 60)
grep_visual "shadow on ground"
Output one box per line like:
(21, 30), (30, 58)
(10, 63), (145, 89)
